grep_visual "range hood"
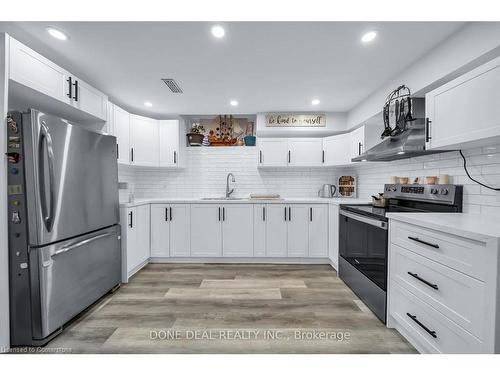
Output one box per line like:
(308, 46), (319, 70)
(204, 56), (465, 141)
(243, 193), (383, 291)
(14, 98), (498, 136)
(352, 119), (446, 162)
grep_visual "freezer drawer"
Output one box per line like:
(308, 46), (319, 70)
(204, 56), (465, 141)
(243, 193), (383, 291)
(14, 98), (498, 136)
(29, 225), (121, 339)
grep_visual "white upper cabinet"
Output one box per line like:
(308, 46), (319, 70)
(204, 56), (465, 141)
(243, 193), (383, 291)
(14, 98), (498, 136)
(9, 37), (107, 121)
(9, 37), (69, 104)
(349, 126), (365, 161)
(323, 133), (350, 166)
(287, 138), (323, 166)
(426, 56), (500, 150)
(159, 120), (180, 167)
(130, 115), (160, 167)
(112, 104), (131, 164)
(257, 138), (288, 167)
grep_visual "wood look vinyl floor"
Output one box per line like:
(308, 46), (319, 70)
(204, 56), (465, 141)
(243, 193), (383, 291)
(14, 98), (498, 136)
(43, 264), (417, 354)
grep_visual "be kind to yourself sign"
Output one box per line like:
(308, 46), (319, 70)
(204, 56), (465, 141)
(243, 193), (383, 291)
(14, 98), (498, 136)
(265, 114), (326, 127)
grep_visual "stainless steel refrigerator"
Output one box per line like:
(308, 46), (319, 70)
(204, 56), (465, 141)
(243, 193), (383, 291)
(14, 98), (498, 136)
(7, 109), (121, 346)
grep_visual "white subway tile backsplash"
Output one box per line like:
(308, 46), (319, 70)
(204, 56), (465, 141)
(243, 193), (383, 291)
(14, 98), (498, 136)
(118, 144), (500, 215)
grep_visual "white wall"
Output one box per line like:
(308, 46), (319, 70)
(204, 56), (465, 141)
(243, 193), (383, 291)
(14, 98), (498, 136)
(120, 147), (343, 199)
(348, 22), (500, 129)
(256, 112), (347, 138)
(345, 144), (500, 215)
(0, 33), (10, 351)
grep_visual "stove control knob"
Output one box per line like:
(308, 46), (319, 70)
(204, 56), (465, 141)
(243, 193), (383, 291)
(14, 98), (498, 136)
(430, 188), (439, 194)
(440, 188), (449, 195)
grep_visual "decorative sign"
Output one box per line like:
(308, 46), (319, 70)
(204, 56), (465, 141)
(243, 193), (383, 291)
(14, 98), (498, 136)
(265, 114), (326, 127)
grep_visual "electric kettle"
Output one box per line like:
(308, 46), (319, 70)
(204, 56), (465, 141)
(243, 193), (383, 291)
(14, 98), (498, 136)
(318, 184), (337, 198)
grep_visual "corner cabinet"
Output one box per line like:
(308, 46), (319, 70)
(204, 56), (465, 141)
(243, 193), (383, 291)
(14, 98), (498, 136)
(323, 133), (351, 166)
(111, 104), (131, 164)
(9, 36), (107, 121)
(425, 55), (500, 150)
(288, 139), (323, 167)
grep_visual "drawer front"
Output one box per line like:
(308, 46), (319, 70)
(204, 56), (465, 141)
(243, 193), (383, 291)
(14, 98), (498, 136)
(391, 244), (485, 339)
(390, 283), (483, 353)
(391, 221), (487, 280)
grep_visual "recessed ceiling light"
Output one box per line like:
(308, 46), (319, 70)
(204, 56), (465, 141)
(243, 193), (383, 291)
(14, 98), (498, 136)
(361, 31), (377, 43)
(311, 99), (320, 106)
(47, 27), (68, 41)
(144, 101), (153, 107)
(211, 25), (225, 39)
(230, 100), (238, 106)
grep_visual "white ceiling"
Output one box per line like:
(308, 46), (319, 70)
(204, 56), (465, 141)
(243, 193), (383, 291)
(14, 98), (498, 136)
(0, 22), (465, 117)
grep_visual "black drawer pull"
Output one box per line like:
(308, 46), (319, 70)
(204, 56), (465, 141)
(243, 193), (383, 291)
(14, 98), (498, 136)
(165, 207), (168, 221)
(262, 206), (266, 221)
(408, 272), (438, 290)
(408, 236), (439, 249)
(406, 313), (437, 338)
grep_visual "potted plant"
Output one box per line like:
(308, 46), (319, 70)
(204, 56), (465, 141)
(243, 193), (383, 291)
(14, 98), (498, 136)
(186, 123), (205, 146)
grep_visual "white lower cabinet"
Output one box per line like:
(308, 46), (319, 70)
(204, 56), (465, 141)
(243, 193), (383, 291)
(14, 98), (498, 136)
(120, 204), (150, 282)
(150, 204), (190, 257)
(190, 204), (222, 257)
(265, 204), (288, 257)
(287, 205), (309, 257)
(253, 205), (267, 257)
(309, 205), (328, 257)
(222, 205), (254, 257)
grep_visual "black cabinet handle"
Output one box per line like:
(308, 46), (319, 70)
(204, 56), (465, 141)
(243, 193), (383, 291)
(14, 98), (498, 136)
(170, 207), (172, 221)
(322, 150), (325, 163)
(218, 207), (221, 221)
(284, 207), (287, 221)
(73, 80), (79, 101)
(408, 272), (438, 290)
(425, 118), (432, 142)
(259, 150), (263, 164)
(262, 206), (266, 221)
(165, 207), (168, 221)
(131, 148), (134, 162)
(222, 207), (225, 221)
(288, 206), (291, 221)
(406, 313), (437, 338)
(66, 77), (72, 98)
(173, 151), (177, 164)
(116, 144), (119, 159)
(310, 207), (313, 222)
(408, 236), (439, 249)
(358, 142), (362, 156)
(288, 150), (291, 163)
(129, 211), (133, 228)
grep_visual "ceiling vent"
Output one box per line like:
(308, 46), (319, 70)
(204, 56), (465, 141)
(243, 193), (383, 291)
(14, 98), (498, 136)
(162, 78), (183, 93)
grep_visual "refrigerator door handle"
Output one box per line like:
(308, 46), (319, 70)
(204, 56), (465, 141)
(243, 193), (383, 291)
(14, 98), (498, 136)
(51, 232), (114, 258)
(38, 122), (56, 232)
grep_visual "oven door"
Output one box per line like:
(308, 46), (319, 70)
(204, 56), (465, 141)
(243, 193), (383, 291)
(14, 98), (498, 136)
(339, 209), (388, 291)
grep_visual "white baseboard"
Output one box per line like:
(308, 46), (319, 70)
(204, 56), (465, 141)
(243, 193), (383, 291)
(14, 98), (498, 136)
(148, 257), (331, 264)
(123, 259), (149, 283)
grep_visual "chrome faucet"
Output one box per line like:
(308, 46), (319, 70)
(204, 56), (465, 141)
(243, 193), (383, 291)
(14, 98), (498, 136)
(226, 173), (236, 198)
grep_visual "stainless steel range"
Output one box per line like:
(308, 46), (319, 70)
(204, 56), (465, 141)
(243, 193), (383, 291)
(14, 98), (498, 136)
(338, 184), (463, 323)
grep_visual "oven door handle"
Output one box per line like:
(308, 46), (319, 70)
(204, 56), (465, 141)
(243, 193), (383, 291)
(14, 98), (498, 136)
(340, 209), (388, 230)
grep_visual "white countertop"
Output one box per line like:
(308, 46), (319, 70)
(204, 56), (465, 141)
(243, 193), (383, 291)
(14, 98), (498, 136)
(120, 197), (370, 208)
(386, 212), (500, 241)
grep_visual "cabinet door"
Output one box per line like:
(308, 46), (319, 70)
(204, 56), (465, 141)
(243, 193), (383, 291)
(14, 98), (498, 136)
(287, 205), (309, 257)
(130, 115), (160, 166)
(349, 126), (365, 160)
(169, 204), (191, 257)
(150, 204), (170, 257)
(323, 134), (350, 166)
(288, 138), (323, 166)
(265, 204), (287, 257)
(328, 204), (340, 270)
(136, 205), (151, 264)
(222, 204), (254, 257)
(309, 205), (328, 257)
(426, 56), (500, 150)
(159, 120), (180, 167)
(113, 105), (131, 164)
(71, 77), (108, 120)
(125, 207), (139, 272)
(190, 204), (222, 257)
(9, 37), (69, 104)
(253, 205), (266, 257)
(257, 138), (288, 167)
